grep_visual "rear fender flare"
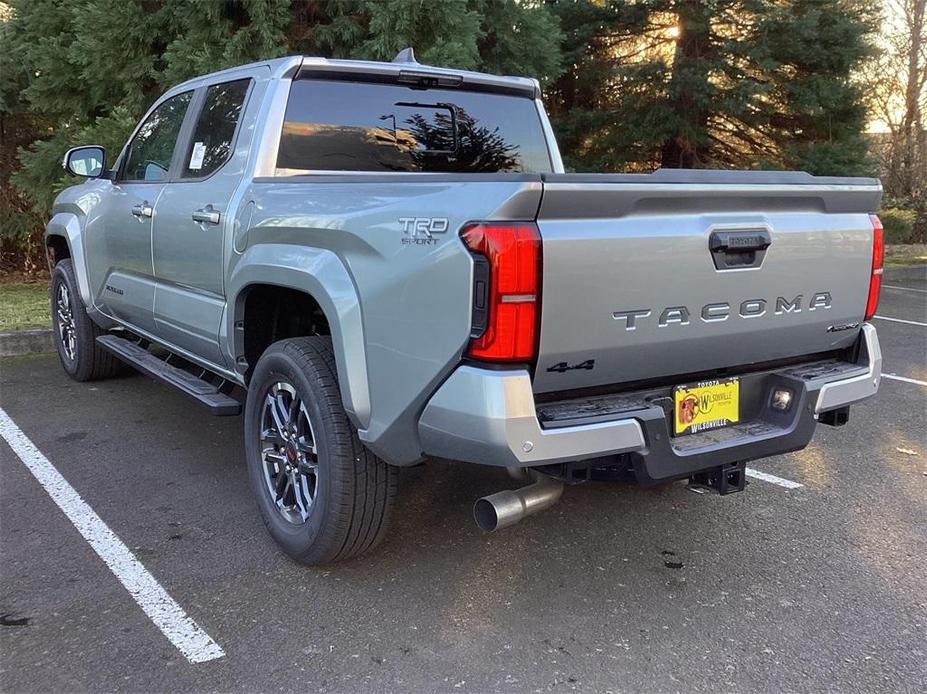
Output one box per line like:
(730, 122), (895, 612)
(227, 244), (371, 429)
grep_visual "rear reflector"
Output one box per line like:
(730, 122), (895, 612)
(461, 222), (541, 362)
(865, 214), (884, 321)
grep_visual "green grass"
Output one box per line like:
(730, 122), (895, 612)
(0, 282), (51, 331)
(885, 255), (927, 266)
(885, 243), (927, 266)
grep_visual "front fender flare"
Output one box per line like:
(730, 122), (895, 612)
(227, 244), (371, 429)
(45, 213), (92, 307)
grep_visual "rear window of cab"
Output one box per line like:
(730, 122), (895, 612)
(277, 78), (553, 174)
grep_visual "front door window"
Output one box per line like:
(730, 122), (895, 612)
(122, 91), (193, 182)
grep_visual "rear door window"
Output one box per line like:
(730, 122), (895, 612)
(277, 79), (552, 173)
(181, 79), (251, 179)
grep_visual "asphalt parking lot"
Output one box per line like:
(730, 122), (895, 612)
(1, 276), (925, 693)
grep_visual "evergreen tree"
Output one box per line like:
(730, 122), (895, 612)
(0, 0), (881, 274)
(159, 0), (292, 87)
(361, 0), (484, 68)
(543, 0), (658, 171)
(762, 0), (879, 175)
(1, 0), (562, 272)
(547, 0), (878, 174)
(476, 0), (564, 85)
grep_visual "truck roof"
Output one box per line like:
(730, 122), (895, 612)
(171, 50), (541, 98)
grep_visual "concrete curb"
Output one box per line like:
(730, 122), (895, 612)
(884, 264), (927, 283)
(0, 329), (55, 357)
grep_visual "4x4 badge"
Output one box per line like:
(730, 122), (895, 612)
(547, 359), (595, 373)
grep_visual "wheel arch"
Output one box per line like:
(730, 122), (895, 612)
(228, 244), (371, 429)
(46, 233), (71, 266)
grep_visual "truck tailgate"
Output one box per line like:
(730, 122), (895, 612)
(532, 171), (882, 393)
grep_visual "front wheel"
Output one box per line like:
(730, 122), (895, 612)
(50, 259), (122, 381)
(244, 337), (398, 564)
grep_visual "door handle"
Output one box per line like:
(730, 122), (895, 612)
(131, 203), (153, 218)
(192, 207), (221, 225)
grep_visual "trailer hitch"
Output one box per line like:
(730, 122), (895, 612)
(687, 461), (747, 495)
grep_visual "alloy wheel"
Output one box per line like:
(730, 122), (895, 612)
(259, 381), (320, 524)
(55, 282), (77, 361)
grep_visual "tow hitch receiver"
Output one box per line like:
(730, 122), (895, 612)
(688, 461), (747, 495)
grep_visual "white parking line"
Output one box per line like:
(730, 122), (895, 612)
(0, 408), (225, 664)
(744, 467), (803, 489)
(883, 373), (927, 387)
(874, 315), (927, 327)
(883, 284), (927, 294)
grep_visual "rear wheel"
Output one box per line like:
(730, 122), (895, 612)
(51, 259), (122, 381)
(244, 337), (398, 564)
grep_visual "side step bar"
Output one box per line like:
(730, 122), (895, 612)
(96, 335), (241, 416)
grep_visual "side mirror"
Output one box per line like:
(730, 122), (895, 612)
(63, 146), (106, 178)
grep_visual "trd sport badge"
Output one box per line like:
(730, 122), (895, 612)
(399, 217), (449, 246)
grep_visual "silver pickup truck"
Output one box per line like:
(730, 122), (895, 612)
(48, 51), (884, 564)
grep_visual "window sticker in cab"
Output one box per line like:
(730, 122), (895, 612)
(189, 141), (206, 171)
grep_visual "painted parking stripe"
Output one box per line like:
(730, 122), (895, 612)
(0, 408), (225, 664)
(744, 467), (803, 489)
(883, 284), (927, 294)
(883, 373), (927, 387)
(874, 315), (927, 327)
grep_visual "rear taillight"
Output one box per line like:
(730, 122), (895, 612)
(461, 222), (541, 362)
(865, 214), (884, 321)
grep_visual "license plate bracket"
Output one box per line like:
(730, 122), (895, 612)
(673, 377), (740, 436)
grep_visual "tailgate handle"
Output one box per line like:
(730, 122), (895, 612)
(709, 230), (771, 270)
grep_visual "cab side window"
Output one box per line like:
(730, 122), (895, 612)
(181, 79), (250, 179)
(122, 91), (193, 182)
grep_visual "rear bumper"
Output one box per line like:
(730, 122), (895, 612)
(813, 323), (882, 413)
(418, 366), (647, 467)
(418, 324), (881, 475)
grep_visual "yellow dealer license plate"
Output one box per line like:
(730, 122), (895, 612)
(673, 377), (740, 436)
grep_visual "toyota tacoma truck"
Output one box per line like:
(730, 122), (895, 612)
(48, 50), (884, 564)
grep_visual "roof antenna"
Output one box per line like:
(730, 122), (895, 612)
(392, 47), (417, 64)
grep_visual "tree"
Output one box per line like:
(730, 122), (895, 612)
(543, 0), (668, 171)
(546, 0), (879, 175)
(2, 0), (295, 272)
(763, 0), (879, 176)
(0, 0), (563, 274)
(865, 0), (926, 240)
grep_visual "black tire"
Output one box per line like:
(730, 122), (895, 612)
(244, 337), (398, 565)
(51, 259), (122, 382)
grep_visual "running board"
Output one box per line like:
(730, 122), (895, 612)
(96, 335), (241, 416)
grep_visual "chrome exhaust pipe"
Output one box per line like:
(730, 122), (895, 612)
(473, 470), (564, 532)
